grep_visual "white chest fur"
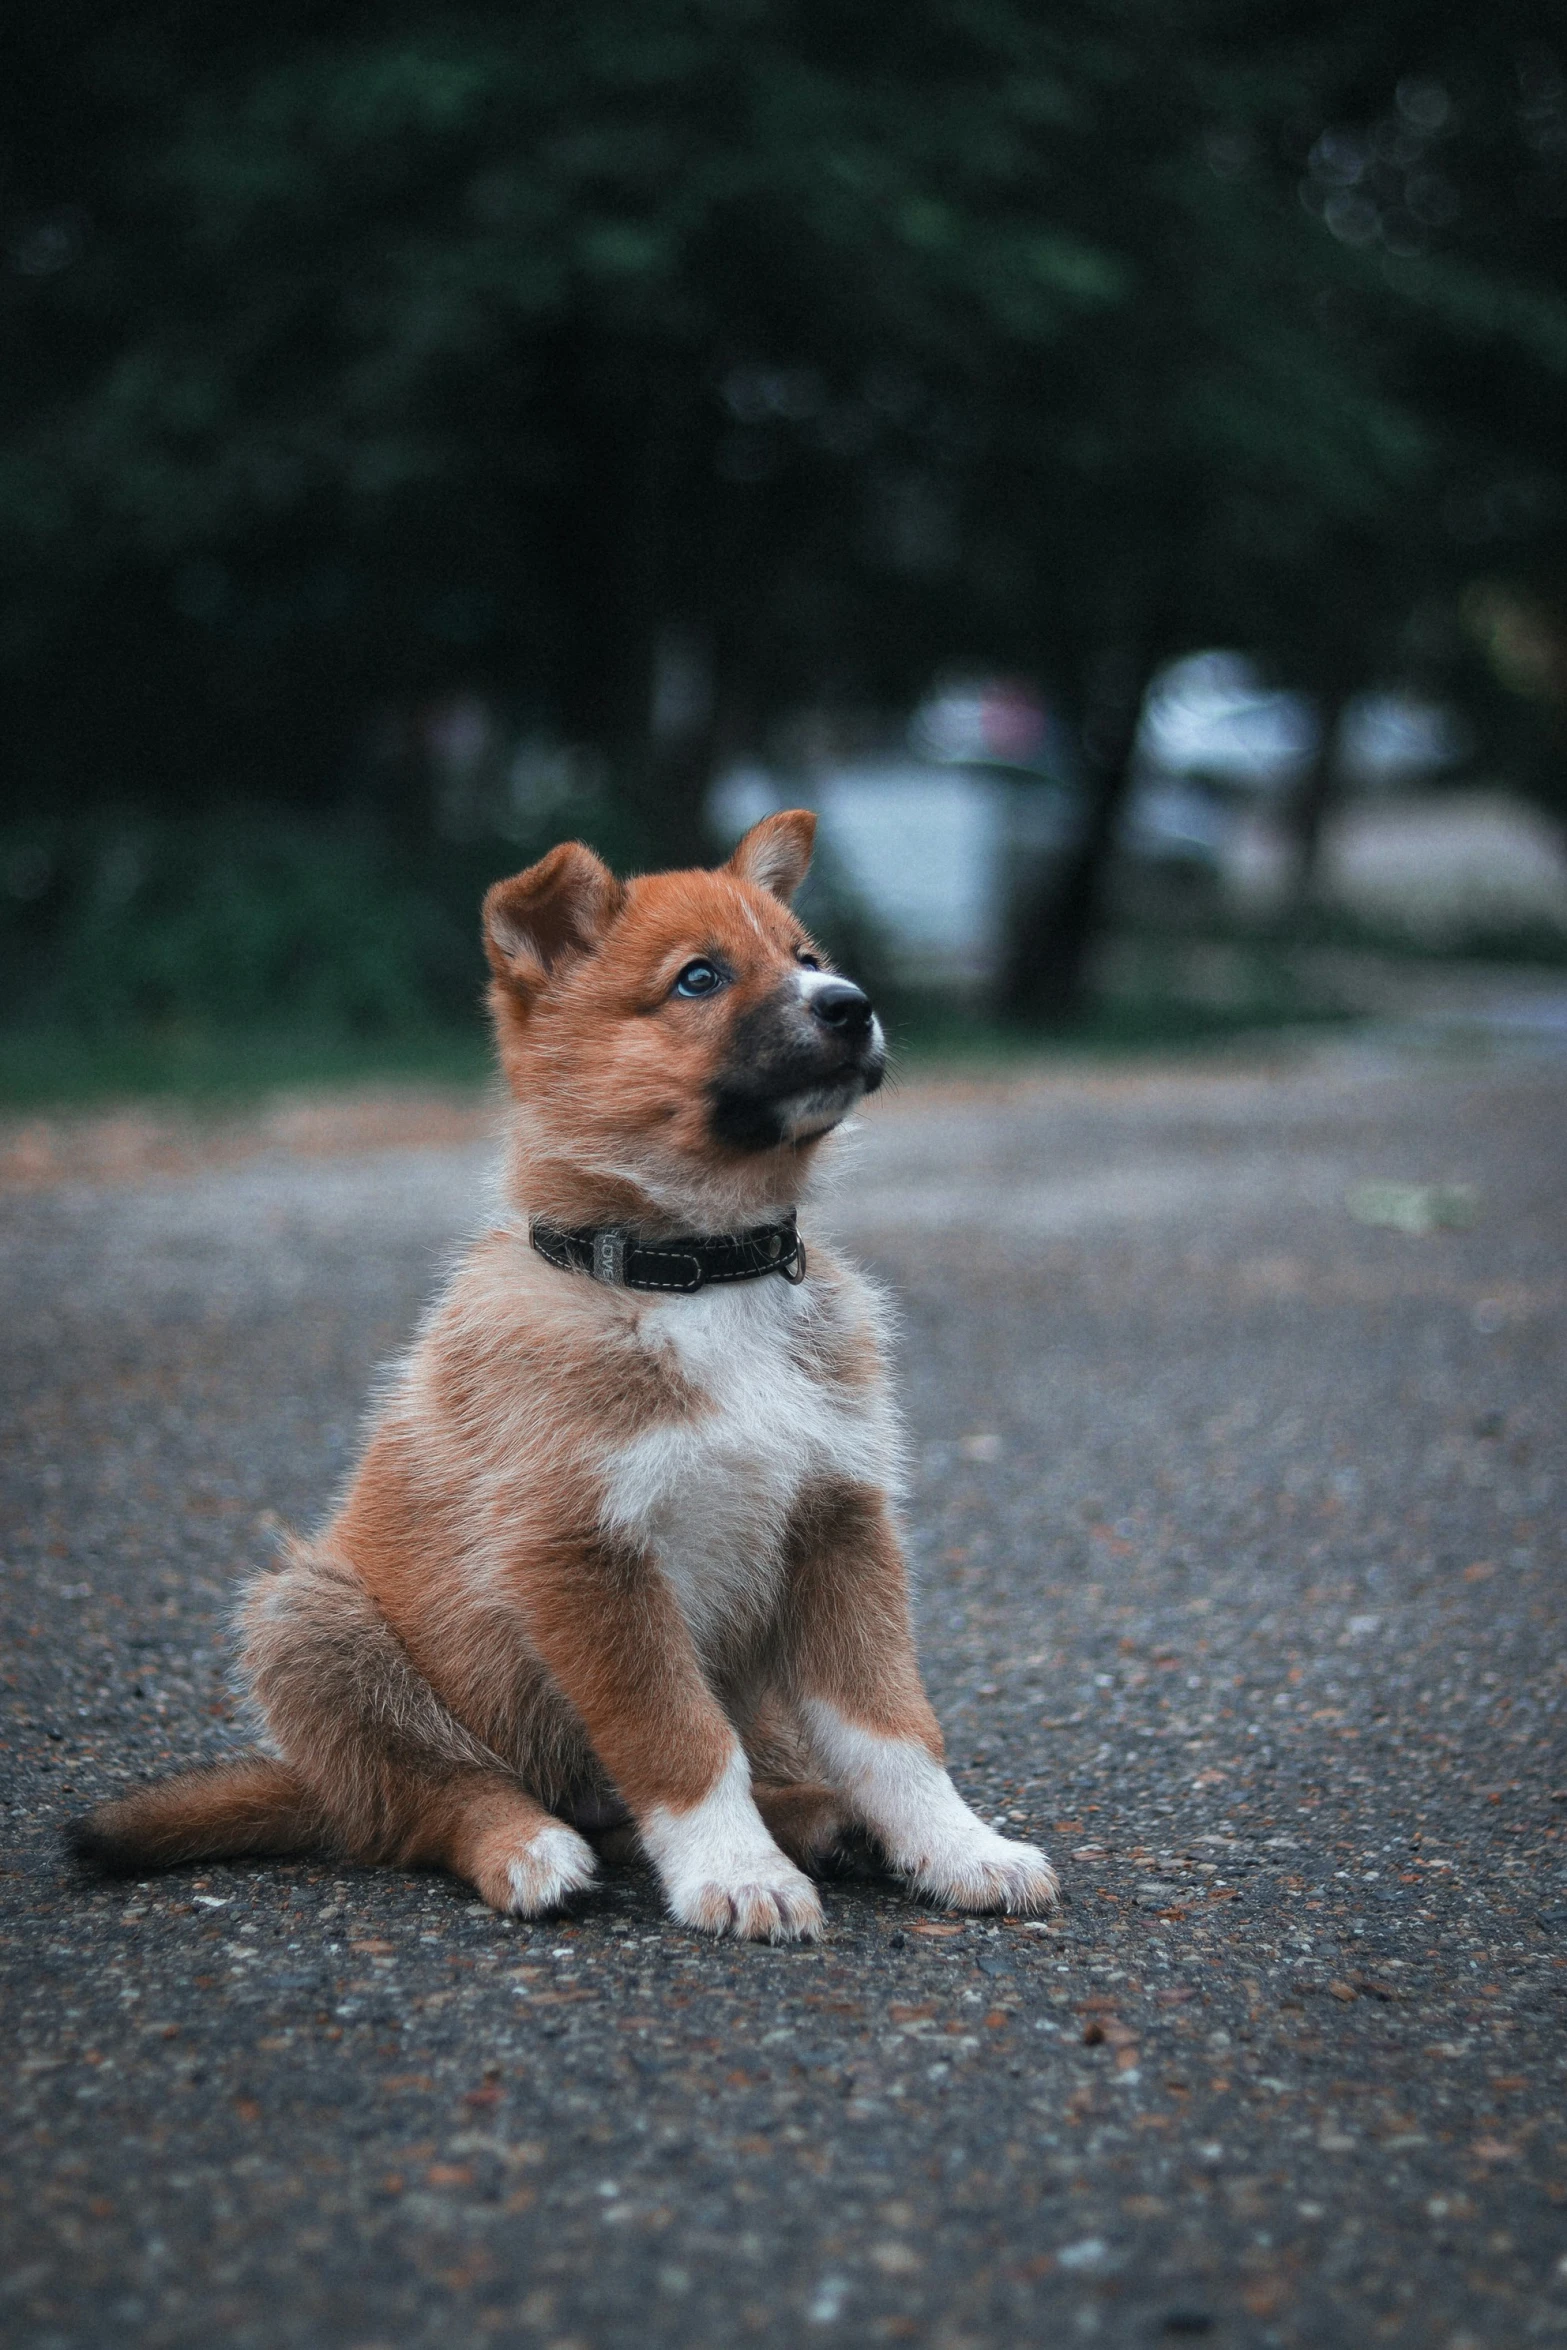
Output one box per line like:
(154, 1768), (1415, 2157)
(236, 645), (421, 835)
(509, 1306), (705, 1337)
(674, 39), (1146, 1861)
(596, 1276), (900, 1653)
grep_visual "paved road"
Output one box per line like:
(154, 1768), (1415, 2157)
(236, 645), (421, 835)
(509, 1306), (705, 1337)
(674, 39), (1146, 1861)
(3, 1038), (1565, 2350)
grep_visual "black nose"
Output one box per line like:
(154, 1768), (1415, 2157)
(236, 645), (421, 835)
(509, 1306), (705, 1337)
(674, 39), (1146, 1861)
(810, 979), (873, 1036)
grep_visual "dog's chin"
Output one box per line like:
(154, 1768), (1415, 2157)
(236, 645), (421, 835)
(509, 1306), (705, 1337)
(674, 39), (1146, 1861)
(710, 1071), (876, 1156)
(776, 1081), (866, 1144)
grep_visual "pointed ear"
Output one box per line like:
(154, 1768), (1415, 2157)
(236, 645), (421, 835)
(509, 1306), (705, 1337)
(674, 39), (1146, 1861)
(725, 809), (816, 904)
(482, 842), (624, 996)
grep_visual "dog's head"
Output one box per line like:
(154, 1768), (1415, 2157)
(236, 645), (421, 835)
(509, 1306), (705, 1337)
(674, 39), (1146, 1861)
(483, 813), (885, 1232)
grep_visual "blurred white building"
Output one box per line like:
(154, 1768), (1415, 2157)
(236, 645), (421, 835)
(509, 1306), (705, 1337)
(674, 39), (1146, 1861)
(714, 755), (1077, 985)
(711, 658), (1559, 982)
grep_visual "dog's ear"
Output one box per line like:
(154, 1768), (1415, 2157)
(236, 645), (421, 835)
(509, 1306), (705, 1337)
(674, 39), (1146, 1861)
(483, 843), (624, 995)
(725, 809), (816, 905)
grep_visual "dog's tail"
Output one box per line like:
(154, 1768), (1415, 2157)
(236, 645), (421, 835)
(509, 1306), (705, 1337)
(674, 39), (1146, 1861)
(65, 1757), (327, 1876)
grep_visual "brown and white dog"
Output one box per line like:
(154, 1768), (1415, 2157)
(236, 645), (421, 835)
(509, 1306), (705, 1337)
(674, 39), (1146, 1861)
(69, 814), (1059, 1940)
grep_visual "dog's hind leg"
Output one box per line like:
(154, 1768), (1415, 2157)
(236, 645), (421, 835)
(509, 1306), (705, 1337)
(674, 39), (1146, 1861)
(749, 1780), (852, 1872)
(389, 1768), (598, 1916)
(239, 1541), (597, 1916)
(741, 1692), (852, 1871)
(69, 1543), (596, 1915)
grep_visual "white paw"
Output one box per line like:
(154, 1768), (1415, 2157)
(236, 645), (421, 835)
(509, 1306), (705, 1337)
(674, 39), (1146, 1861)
(502, 1821), (598, 1916)
(795, 1706), (1061, 1917)
(642, 1745), (827, 1942)
(904, 1822), (1060, 1915)
(672, 1861), (825, 1943)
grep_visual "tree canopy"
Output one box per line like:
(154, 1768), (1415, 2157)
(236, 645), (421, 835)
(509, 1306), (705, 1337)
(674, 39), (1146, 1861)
(3, 1), (1563, 893)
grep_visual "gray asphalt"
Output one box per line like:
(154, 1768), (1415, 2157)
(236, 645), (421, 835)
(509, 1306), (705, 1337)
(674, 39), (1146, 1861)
(3, 1036), (1565, 2350)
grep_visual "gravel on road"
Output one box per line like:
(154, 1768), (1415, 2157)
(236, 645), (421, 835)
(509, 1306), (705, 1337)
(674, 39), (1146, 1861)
(2, 1038), (1565, 2350)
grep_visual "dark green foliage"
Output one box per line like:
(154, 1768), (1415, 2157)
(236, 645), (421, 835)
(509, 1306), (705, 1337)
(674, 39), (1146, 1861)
(1, 3), (1563, 1051)
(0, 796), (894, 1077)
(0, 813), (553, 1037)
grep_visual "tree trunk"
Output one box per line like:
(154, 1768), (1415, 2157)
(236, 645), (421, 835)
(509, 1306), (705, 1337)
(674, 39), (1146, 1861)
(636, 727), (720, 867)
(625, 621), (719, 867)
(1282, 691), (1350, 917)
(1000, 643), (1156, 1024)
(558, 363), (723, 870)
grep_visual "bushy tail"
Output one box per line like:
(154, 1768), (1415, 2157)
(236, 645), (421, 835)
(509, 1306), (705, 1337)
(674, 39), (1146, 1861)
(65, 1757), (326, 1876)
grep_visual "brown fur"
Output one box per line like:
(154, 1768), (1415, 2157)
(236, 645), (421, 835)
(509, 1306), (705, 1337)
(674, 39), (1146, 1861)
(780, 1478), (942, 1744)
(68, 815), (1058, 1936)
(65, 1758), (326, 1875)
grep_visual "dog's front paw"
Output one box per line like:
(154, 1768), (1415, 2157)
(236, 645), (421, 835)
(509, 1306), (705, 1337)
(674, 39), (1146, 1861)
(672, 1858), (825, 1943)
(643, 1753), (827, 1940)
(907, 1821), (1060, 1915)
(817, 1732), (1060, 1914)
(491, 1820), (598, 1917)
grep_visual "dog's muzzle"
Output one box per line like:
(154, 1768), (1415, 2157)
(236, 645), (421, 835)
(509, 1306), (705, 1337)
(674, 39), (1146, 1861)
(709, 976), (885, 1152)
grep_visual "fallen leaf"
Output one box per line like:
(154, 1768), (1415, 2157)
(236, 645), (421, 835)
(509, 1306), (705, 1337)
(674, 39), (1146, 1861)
(1345, 1180), (1478, 1235)
(1241, 2277), (1289, 2320)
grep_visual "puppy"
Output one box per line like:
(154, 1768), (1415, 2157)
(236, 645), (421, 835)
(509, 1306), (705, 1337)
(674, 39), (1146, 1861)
(69, 814), (1059, 1940)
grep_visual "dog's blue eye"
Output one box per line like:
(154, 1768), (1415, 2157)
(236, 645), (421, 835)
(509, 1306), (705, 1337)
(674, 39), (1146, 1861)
(674, 959), (724, 998)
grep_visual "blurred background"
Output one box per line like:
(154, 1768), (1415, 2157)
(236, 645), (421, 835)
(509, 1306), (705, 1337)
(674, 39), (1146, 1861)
(2, 0), (1565, 1099)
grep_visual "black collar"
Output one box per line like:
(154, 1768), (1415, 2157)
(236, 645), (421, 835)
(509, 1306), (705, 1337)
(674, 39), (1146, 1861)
(529, 1209), (805, 1294)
